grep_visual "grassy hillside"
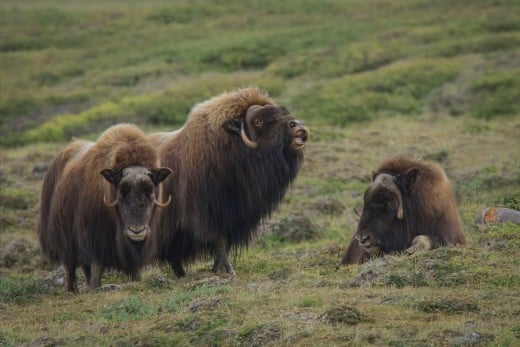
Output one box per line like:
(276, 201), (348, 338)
(1, 0), (519, 346)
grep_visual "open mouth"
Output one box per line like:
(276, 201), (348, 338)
(362, 244), (380, 255)
(292, 129), (309, 149)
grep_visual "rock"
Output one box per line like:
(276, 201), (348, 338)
(475, 207), (520, 225)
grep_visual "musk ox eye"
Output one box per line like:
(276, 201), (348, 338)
(289, 120), (298, 128)
(141, 184), (154, 196)
(254, 119), (264, 128)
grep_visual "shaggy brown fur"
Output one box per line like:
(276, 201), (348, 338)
(149, 87), (309, 277)
(340, 157), (466, 265)
(37, 140), (92, 263)
(38, 124), (170, 292)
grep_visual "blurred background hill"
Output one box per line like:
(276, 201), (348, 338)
(1, 0), (518, 145)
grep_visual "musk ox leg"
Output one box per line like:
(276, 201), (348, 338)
(64, 263), (78, 293)
(129, 269), (141, 282)
(212, 239), (235, 276)
(88, 263), (105, 289)
(170, 260), (186, 278)
(82, 264), (91, 285)
(212, 256), (235, 276)
(405, 235), (434, 255)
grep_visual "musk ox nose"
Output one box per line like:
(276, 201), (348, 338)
(289, 120), (299, 128)
(128, 225), (146, 233)
(355, 234), (370, 246)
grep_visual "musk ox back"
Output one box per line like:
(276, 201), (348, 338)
(340, 157), (466, 265)
(150, 87), (309, 277)
(38, 124), (171, 292)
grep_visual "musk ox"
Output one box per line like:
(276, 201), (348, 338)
(149, 87), (309, 277)
(37, 124), (171, 292)
(340, 157), (466, 265)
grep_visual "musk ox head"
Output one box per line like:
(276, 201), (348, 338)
(101, 166), (171, 242)
(354, 173), (405, 256)
(223, 104), (309, 151)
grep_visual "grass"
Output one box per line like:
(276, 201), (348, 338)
(1, 0), (519, 144)
(0, 0), (519, 346)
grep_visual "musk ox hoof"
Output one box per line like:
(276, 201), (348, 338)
(212, 259), (236, 277)
(171, 262), (187, 278)
(96, 284), (122, 292)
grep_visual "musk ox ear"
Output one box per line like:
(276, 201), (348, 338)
(100, 169), (122, 185)
(404, 167), (420, 187)
(246, 105), (263, 120)
(279, 105), (290, 115)
(246, 104), (267, 129)
(221, 118), (242, 135)
(150, 168), (172, 184)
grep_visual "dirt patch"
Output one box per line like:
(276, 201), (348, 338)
(321, 305), (369, 325)
(188, 297), (220, 313)
(1, 238), (43, 270)
(190, 275), (234, 290)
(347, 256), (398, 287)
(19, 336), (65, 347)
(144, 274), (174, 290)
(417, 299), (479, 314)
(428, 330), (495, 346)
(308, 197), (345, 216)
(263, 214), (319, 242)
(347, 248), (473, 288)
(243, 323), (283, 347)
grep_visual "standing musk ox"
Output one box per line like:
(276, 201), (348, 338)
(38, 124), (171, 292)
(340, 157), (466, 265)
(149, 87), (309, 277)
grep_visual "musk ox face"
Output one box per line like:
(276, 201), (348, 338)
(225, 104), (309, 151)
(354, 174), (405, 255)
(101, 166), (171, 242)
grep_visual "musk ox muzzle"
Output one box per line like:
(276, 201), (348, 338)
(240, 104), (309, 150)
(126, 225), (150, 242)
(289, 120), (309, 151)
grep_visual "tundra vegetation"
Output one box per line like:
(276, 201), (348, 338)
(1, 0), (519, 346)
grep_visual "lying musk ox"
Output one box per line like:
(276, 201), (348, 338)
(37, 124), (171, 292)
(149, 87), (309, 277)
(340, 157), (466, 265)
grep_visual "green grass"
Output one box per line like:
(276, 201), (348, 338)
(0, 0), (519, 346)
(1, 0), (519, 145)
(0, 277), (59, 305)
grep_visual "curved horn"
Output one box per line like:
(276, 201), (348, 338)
(240, 122), (258, 149)
(103, 195), (117, 207)
(373, 174), (404, 220)
(392, 188), (404, 220)
(383, 177), (404, 220)
(246, 104), (263, 122)
(154, 194), (172, 208)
